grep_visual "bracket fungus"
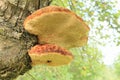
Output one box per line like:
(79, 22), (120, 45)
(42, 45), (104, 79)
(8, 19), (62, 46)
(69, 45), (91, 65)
(24, 6), (90, 66)
(29, 44), (73, 66)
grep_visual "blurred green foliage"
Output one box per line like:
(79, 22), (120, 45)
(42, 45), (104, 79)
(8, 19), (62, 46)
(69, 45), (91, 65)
(16, 45), (104, 80)
(114, 54), (120, 77)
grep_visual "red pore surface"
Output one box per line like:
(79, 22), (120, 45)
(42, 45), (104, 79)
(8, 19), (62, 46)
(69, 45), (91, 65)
(29, 44), (73, 56)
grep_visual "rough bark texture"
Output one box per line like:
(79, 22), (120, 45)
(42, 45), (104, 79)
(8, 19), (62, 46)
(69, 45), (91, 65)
(0, 0), (52, 80)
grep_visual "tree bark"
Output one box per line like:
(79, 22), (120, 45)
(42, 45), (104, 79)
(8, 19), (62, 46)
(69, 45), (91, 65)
(0, 0), (52, 80)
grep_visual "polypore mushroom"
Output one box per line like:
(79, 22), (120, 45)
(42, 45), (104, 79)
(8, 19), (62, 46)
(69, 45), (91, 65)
(24, 6), (90, 49)
(29, 44), (73, 66)
(24, 6), (90, 66)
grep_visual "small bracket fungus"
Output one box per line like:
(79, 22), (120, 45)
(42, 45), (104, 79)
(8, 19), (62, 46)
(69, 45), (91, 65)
(29, 44), (73, 66)
(24, 6), (90, 66)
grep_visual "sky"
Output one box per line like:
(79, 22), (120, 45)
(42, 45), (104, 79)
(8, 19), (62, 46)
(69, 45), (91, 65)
(100, 0), (120, 65)
(116, 0), (120, 10)
(99, 46), (120, 65)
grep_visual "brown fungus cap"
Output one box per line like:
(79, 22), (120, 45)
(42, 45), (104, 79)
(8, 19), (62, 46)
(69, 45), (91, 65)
(24, 6), (90, 49)
(28, 44), (73, 66)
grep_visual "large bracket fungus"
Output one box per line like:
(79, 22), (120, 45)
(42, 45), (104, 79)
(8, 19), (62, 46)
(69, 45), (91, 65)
(24, 6), (90, 66)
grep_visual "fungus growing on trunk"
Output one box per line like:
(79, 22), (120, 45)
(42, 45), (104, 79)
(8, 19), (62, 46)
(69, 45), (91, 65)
(24, 6), (90, 66)
(29, 44), (73, 66)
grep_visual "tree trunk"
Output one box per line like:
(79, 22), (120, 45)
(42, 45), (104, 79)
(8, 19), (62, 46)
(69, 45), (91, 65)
(0, 0), (52, 80)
